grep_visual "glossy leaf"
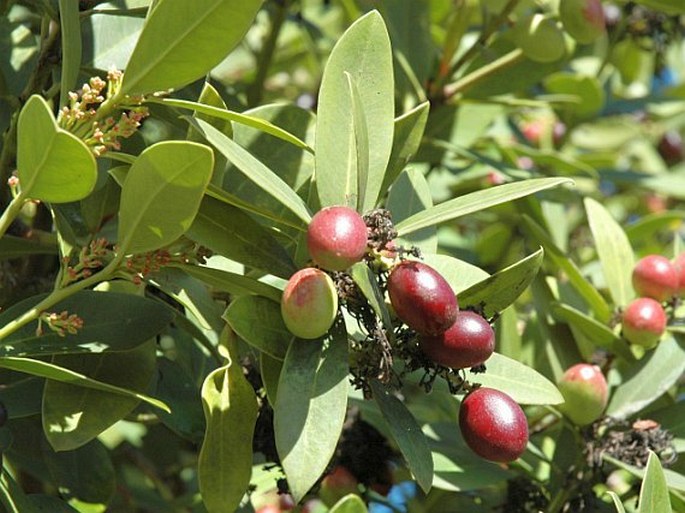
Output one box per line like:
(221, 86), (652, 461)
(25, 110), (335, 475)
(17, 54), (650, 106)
(371, 380), (433, 493)
(58, 0), (82, 109)
(0, 377), (43, 419)
(459, 248), (544, 318)
(607, 334), (685, 419)
(223, 296), (291, 360)
(198, 335), (259, 513)
(584, 197), (635, 307)
(638, 452), (672, 513)
(81, 12), (144, 71)
(275, 319), (349, 502)
(329, 495), (368, 513)
(0, 470), (41, 513)
(466, 352), (564, 405)
(186, 196), (297, 278)
(171, 264), (282, 302)
(120, 0), (262, 95)
(396, 178), (573, 236)
(0, 291), (173, 357)
(316, 11), (394, 210)
(118, 141), (213, 255)
(387, 169), (437, 253)
(17, 95), (96, 203)
(42, 340), (156, 451)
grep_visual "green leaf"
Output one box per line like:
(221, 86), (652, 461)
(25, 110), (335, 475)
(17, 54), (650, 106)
(0, 356), (169, 412)
(605, 454), (685, 493)
(382, 102), (430, 193)
(544, 73), (605, 119)
(349, 262), (394, 338)
(275, 319), (349, 502)
(156, 97), (312, 152)
(395, 178), (573, 236)
(26, 495), (80, 512)
(0, 235), (58, 259)
(387, 169), (437, 254)
(315, 10), (394, 210)
(81, 12), (144, 71)
(466, 352), (564, 405)
(459, 248), (544, 318)
(370, 380), (433, 493)
(42, 340), (156, 451)
(0, 291), (174, 357)
(186, 196), (297, 279)
(626, 211), (685, 245)
(260, 352), (282, 407)
(345, 72), (370, 211)
(1, 469), (41, 513)
(0, 377), (43, 419)
(17, 95), (97, 203)
(584, 197), (635, 307)
(187, 82), (233, 141)
(187, 117), (312, 225)
(633, 0), (684, 16)
(606, 491), (626, 513)
(198, 335), (259, 513)
(607, 334), (685, 419)
(329, 495), (368, 513)
(421, 254), (490, 294)
(638, 452), (673, 513)
(117, 141), (213, 255)
(171, 264), (282, 302)
(223, 296), (291, 360)
(58, 0), (82, 110)
(120, 0), (262, 95)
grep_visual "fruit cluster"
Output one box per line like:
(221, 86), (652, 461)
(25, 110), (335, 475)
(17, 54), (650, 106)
(279, 205), (530, 464)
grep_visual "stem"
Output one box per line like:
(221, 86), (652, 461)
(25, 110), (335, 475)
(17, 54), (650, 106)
(0, 190), (29, 240)
(443, 48), (525, 101)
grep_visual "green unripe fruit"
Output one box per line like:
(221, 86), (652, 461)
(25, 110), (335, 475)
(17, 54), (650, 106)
(514, 14), (566, 63)
(319, 466), (360, 507)
(557, 363), (608, 426)
(622, 297), (667, 349)
(281, 268), (338, 339)
(559, 0), (606, 44)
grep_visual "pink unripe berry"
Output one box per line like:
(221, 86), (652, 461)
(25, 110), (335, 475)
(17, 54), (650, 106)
(419, 311), (495, 369)
(559, 0), (606, 44)
(307, 206), (368, 271)
(622, 297), (667, 348)
(281, 268), (338, 339)
(387, 260), (458, 336)
(459, 388), (528, 463)
(557, 363), (608, 426)
(632, 255), (678, 302)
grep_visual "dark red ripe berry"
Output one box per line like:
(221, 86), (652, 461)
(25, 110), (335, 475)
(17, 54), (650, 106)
(307, 206), (368, 271)
(387, 261), (458, 336)
(658, 130), (683, 166)
(632, 255), (678, 302)
(459, 388), (528, 463)
(419, 311), (495, 369)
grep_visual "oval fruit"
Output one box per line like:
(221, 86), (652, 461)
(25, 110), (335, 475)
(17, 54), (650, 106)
(632, 254), (678, 302)
(281, 268), (338, 339)
(307, 206), (368, 271)
(557, 363), (608, 426)
(387, 260), (458, 336)
(622, 297), (667, 349)
(459, 387), (528, 463)
(419, 311), (495, 369)
(559, 0), (606, 44)
(514, 13), (566, 63)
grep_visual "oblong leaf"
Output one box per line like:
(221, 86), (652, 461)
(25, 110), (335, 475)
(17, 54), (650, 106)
(466, 352), (564, 405)
(459, 248), (544, 318)
(638, 452), (672, 513)
(198, 338), (259, 513)
(17, 95), (96, 203)
(120, 0), (262, 95)
(275, 319), (349, 502)
(0, 235), (58, 259)
(395, 178), (573, 236)
(117, 141), (213, 255)
(58, 0), (82, 109)
(172, 264), (282, 302)
(330, 494), (368, 513)
(584, 197), (635, 307)
(371, 380), (433, 493)
(387, 169), (437, 254)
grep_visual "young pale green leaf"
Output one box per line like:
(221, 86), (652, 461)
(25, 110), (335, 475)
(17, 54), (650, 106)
(349, 262), (394, 338)
(382, 102), (430, 193)
(17, 95), (97, 203)
(329, 494), (368, 513)
(120, 0), (262, 96)
(58, 0), (82, 109)
(638, 452), (673, 513)
(0, 291), (173, 357)
(370, 380), (433, 493)
(395, 178), (573, 236)
(43, 340), (156, 452)
(316, 10), (394, 210)
(607, 334), (685, 419)
(466, 352), (564, 405)
(275, 319), (349, 502)
(118, 141), (213, 255)
(186, 196), (297, 279)
(155, 97), (312, 152)
(0, 356), (169, 412)
(345, 72), (370, 211)
(459, 248), (544, 318)
(198, 338), (259, 513)
(172, 264), (282, 302)
(187, 117), (312, 225)
(387, 169), (437, 254)
(584, 197), (635, 307)
(223, 296), (292, 360)
(186, 83), (233, 141)
(606, 491), (627, 513)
